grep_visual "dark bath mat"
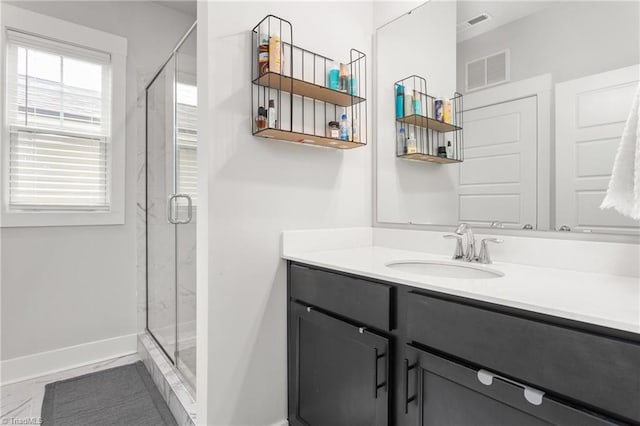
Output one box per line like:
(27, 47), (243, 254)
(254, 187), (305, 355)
(41, 361), (177, 426)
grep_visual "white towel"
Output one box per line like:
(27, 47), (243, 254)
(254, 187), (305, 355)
(600, 83), (640, 220)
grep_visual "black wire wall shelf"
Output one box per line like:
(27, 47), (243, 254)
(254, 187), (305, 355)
(395, 75), (463, 164)
(251, 15), (367, 150)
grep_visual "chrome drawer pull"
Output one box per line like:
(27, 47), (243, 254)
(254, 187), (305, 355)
(477, 369), (545, 406)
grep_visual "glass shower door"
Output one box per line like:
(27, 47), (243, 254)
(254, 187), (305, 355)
(146, 24), (197, 394)
(146, 56), (178, 363)
(175, 28), (197, 390)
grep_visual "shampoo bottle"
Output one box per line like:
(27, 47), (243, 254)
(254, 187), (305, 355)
(398, 127), (407, 154)
(404, 93), (414, 116)
(352, 113), (360, 143)
(268, 99), (276, 128)
(340, 114), (349, 141)
(396, 85), (405, 119)
(269, 31), (282, 74)
(413, 90), (423, 116)
(443, 99), (452, 124)
(328, 62), (340, 90)
(258, 34), (269, 75)
(446, 141), (453, 158)
(407, 132), (417, 154)
(339, 63), (349, 93)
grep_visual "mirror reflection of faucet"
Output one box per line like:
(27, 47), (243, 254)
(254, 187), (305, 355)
(444, 223), (503, 264)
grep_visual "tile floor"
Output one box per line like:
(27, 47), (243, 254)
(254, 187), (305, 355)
(1, 353), (140, 424)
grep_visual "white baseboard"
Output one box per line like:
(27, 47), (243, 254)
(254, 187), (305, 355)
(1, 333), (137, 386)
(268, 421), (289, 426)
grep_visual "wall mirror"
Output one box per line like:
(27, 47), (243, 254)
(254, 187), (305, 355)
(375, 0), (640, 239)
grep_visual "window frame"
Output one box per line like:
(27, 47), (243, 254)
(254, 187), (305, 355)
(0, 5), (127, 227)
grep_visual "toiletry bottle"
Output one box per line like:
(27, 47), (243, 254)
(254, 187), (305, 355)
(407, 132), (417, 154)
(349, 76), (358, 96)
(328, 62), (340, 90)
(443, 99), (452, 124)
(398, 127), (407, 154)
(396, 85), (405, 119)
(446, 140), (453, 158)
(258, 34), (269, 75)
(352, 113), (360, 143)
(435, 98), (444, 122)
(339, 113), (349, 141)
(339, 63), (349, 93)
(413, 90), (422, 116)
(268, 99), (276, 128)
(269, 31), (282, 74)
(404, 92), (414, 117)
(328, 121), (340, 139)
(255, 106), (267, 130)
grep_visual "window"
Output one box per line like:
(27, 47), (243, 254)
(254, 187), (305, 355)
(6, 30), (111, 210)
(1, 5), (127, 227)
(176, 82), (197, 205)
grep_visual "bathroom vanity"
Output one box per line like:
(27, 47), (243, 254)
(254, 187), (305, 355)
(283, 232), (640, 426)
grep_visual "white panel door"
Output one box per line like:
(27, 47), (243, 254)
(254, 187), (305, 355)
(556, 65), (640, 234)
(459, 96), (537, 229)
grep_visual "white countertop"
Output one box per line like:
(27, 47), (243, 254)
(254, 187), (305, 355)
(283, 245), (640, 334)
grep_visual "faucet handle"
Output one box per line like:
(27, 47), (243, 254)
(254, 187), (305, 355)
(478, 238), (503, 264)
(443, 234), (464, 260)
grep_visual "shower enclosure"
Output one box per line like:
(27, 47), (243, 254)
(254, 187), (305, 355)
(145, 23), (197, 393)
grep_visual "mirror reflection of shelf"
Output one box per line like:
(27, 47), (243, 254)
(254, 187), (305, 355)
(251, 15), (367, 149)
(397, 114), (461, 133)
(394, 75), (463, 163)
(397, 152), (462, 164)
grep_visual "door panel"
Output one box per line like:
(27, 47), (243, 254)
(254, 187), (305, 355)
(405, 345), (618, 426)
(289, 302), (389, 426)
(556, 65), (640, 233)
(460, 96), (537, 228)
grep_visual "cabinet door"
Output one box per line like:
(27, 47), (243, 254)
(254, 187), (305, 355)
(288, 302), (389, 426)
(403, 345), (619, 426)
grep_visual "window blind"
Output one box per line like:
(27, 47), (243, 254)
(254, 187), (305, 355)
(5, 30), (112, 210)
(9, 130), (108, 208)
(176, 82), (197, 204)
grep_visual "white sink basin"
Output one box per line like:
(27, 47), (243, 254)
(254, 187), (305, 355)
(386, 260), (504, 279)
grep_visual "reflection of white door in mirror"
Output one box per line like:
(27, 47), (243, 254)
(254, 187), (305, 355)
(459, 96), (537, 229)
(556, 65), (640, 235)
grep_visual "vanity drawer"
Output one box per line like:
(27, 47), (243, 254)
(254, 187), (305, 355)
(289, 263), (392, 331)
(407, 292), (640, 423)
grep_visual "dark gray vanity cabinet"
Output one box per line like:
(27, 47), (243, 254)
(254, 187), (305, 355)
(287, 261), (639, 426)
(288, 302), (389, 426)
(403, 345), (619, 426)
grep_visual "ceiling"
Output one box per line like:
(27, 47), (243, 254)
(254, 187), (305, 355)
(457, 1), (552, 42)
(152, 0), (196, 17)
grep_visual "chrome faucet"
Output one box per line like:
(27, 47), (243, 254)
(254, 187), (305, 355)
(444, 223), (504, 264)
(455, 223), (477, 262)
(477, 237), (503, 264)
(444, 223), (476, 262)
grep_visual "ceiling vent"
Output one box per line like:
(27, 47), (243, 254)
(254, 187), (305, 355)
(457, 13), (492, 32)
(465, 49), (511, 92)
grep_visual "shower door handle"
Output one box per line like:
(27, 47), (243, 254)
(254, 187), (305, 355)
(168, 193), (193, 224)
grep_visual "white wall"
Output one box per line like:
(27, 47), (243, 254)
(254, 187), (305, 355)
(199, 2), (373, 424)
(375, 0), (458, 226)
(456, 1), (640, 91)
(0, 2), (194, 366)
(374, 1), (427, 29)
